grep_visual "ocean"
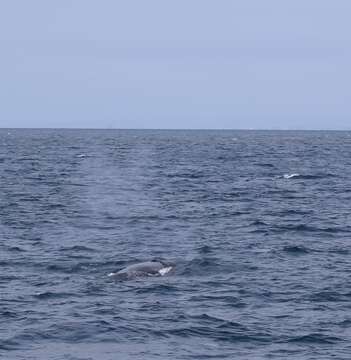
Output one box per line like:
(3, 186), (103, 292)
(1, 129), (351, 359)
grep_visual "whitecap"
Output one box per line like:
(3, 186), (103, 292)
(158, 266), (173, 276)
(283, 173), (300, 179)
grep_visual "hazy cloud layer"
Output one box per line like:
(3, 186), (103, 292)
(0, 1), (350, 129)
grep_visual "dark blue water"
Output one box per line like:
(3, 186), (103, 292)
(1, 129), (351, 359)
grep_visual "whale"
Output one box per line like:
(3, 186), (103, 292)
(108, 260), (173, 281)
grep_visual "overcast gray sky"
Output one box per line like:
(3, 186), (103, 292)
(0, 1), (350, 129)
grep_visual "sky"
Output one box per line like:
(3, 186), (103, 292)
(0, 1), (350, 130)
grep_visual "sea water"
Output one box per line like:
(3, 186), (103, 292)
(1, 129), (351, 359)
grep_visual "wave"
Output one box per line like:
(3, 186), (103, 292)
(6, 246), (26, 252)
(190, 313), (248, 330)
(256, 163), (275, 168)
(308, 290), (351, 303)
(180, 257), (223, 276)
(283, 173), (300, 179)
(272, 224), (351, 234)
(0, 339), (21, 351)
(167, 326), (271, 343)
(165, 171), (205, 179)
(276, 209), (313, 216)
(196, 245), (213, 254)
(250, 220), (268, 226)
(282, 245), (312, 255)
(0, 310), (18, 318)
(45, 261), (97, 274)
(338, 319), (351, 328)
(282, 173), (337, 180)
(328, 248), (349, 255)
(135, 283), (178, 294)
(33, 291), (76, 300)
(286, 333), (343, 344)
(59, 245), (96, 252)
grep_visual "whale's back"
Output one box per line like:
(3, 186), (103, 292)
(108, 261), (172, 281)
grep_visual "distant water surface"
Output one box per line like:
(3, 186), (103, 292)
(1, 129), (351, 359)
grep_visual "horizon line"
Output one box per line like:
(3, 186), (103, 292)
(0, 127), (350, 132)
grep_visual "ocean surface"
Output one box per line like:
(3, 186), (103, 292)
(1, 129), (351, 360)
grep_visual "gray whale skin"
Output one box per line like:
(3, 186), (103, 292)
(108, 260), (173, 281)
